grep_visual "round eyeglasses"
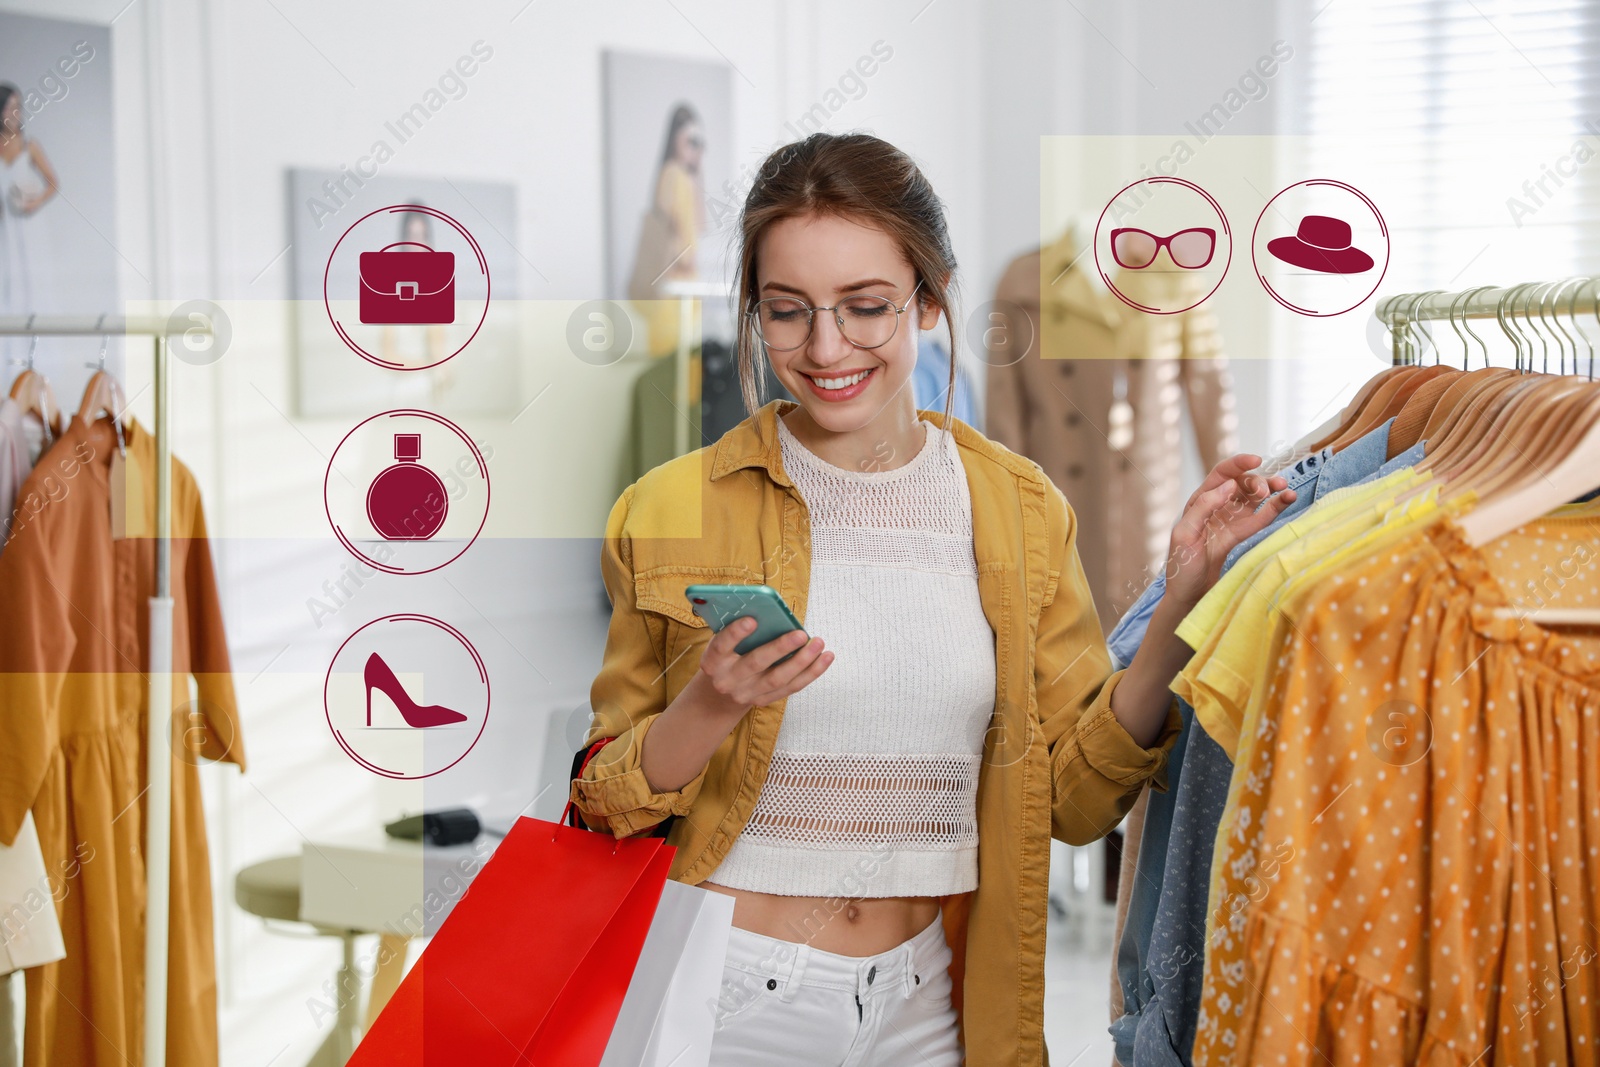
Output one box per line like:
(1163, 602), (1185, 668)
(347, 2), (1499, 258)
(749, 279), (924, 352)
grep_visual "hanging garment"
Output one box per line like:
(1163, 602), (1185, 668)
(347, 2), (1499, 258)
(0, 414), (244, 1067)
(1, 396), (34, 543)
(1108, 418), (1423, 1066)
(1190, 509), (1600, 1065)
(911, 333), (978, 429)
(986, 228), (1238, 633)
(0, 394), (67, 983)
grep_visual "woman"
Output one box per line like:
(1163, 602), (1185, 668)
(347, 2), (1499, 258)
(0, 82), (59, 321)
(629, 103), (707, 358)
(570, 132), (1294, 1066)
(378, 205), (453, 400)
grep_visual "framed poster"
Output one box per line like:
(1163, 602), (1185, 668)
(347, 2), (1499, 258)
(287, 168), (521, 417)
(0, 12), (115, 385)
(601, 50), (733, 357)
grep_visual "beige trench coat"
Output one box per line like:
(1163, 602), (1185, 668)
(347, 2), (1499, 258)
(985, 229), (1239, 633)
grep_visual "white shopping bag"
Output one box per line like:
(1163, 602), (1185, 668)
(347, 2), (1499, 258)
(0, 812), (67, 974)
(599, 878), (735, 1067)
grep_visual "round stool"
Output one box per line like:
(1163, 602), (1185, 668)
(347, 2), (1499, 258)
(235, 856), (409, 1067)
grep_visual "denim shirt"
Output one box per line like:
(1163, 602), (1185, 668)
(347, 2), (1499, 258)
(1107, 419), (1412, 1065)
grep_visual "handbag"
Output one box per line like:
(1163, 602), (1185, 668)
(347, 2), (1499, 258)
(350, 811), (673, 1066)
(358, 242), (456, 325)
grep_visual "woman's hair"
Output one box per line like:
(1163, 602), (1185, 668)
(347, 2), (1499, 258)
(399, 205), (431, 242)
(659, 103), (700, 166)
(0, 84), (20, 130)
(733, 132), (959, 425)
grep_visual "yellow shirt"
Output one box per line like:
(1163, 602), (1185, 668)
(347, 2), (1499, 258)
(1172, 468), (1424, 757)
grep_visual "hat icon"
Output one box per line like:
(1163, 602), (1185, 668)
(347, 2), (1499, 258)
(1267, 215), (1374, 275)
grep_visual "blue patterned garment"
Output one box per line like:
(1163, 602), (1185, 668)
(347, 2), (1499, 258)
(1108, 419), (1408, 1066)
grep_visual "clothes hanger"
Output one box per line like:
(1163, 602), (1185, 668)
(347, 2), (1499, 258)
(76, 315), (126, 456)
(1413, 283), (1540, 444)
(7, 315), (61, 446)
(1385, 287), (1489, 458)
(1442, 374), (1589, 505)
(1547, 276), (1589, 378)
(1308, 291), (1438, 453)
(1459, 383), (1600, 619)
(1297, 292), (1433, 453)
(1455, 277), (1600, 622)
(1572, 276), (1598, 383)
(1432, 282), (1559, 484)
(1413, 286), (1532, 472)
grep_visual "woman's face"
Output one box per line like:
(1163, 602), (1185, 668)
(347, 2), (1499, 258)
(755, 212), (939, 435)
(404, 217), (430, 244)
(0, 96), (20, 137)
(673, 121), (704, 172)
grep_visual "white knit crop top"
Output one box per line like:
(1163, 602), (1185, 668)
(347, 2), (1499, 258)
(708, 415), (997, 898)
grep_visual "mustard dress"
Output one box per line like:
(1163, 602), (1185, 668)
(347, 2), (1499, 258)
(0, 414), (244, 1067)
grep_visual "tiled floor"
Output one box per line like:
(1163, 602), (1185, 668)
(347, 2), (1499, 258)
(1044, 922), (1117, 1066)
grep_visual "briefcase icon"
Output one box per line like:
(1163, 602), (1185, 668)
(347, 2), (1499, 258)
(359, 241), (456, 324)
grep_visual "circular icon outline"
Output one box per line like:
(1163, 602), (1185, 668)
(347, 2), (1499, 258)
(165, 299), (233, 366)
(566, 299), (636, 367)
(324, 613), (490, 780)
(324, 408), (490, 576)
(1364, 697), (1433, 767)
(323, 203), (491, 370)
(966, 298), (1036, 367)
(1252, 179), (1390, 318)
(1093, 176), (1233, 316)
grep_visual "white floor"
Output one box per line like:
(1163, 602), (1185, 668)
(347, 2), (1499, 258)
(1044, 923), (1118, 1066)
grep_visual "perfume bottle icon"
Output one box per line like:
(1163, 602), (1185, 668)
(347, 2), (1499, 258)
(366, 433), (448, 540)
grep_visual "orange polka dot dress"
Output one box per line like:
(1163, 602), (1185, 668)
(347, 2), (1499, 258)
(1191, 512), (1600, 1066)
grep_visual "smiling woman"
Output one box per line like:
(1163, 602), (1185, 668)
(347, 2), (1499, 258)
(569, 131), (1294, 1067)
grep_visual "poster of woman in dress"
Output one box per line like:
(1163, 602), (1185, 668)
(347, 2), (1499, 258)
(0, 13), (115, 379)
(0, 81), (60, 320)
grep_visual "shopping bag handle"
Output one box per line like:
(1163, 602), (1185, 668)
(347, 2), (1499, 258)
(561, 737), (615, 831)
(375, 241), (438, 254)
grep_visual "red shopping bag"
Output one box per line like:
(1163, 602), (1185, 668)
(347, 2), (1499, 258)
(358, 242), (456, 324)
(350, 814), (673, 1066)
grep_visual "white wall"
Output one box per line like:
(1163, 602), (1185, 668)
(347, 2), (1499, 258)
(1, 0), (1307, 1060)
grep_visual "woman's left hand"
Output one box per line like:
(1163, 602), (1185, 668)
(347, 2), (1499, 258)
(1164, 454), (1297, 608)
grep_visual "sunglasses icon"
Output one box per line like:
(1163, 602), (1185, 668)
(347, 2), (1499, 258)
(1109, 227), (1218, 270)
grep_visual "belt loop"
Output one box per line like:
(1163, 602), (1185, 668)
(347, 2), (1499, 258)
(901, 941), (916, 1000)
(778, 942), (810, 1003)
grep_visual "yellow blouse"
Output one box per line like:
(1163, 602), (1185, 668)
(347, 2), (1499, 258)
(1172, 468), (1424, 757)
(1190, 509), (1600, 1066)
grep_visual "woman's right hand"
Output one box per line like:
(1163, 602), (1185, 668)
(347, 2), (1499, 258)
(636, 618), (832, 797)
(692, 617), (833, 719)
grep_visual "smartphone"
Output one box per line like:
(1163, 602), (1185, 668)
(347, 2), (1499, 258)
(685, 584), (806, 661)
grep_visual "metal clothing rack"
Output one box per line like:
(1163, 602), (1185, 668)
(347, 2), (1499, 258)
(0, 313), (202, 1067)
(1375, 278), (1599, 374)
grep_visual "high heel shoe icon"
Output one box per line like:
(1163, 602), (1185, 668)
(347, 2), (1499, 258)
(364, 652), (468, 728)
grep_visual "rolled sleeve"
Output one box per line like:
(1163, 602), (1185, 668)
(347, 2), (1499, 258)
(569, 714), (707, 838)
(568, 484), (706, 839)
(1072, 671), (1182, 789)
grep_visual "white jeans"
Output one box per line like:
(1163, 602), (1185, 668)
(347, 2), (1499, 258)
(707, 912), (964, 1066)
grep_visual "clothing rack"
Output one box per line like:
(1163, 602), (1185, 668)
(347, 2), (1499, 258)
(0, 313), (198, 1067)
(1376, 278), (1599, 372)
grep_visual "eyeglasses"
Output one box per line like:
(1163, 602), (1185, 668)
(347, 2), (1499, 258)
(749, 279), (924, 352)
(1109, 227), (1217, 270)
